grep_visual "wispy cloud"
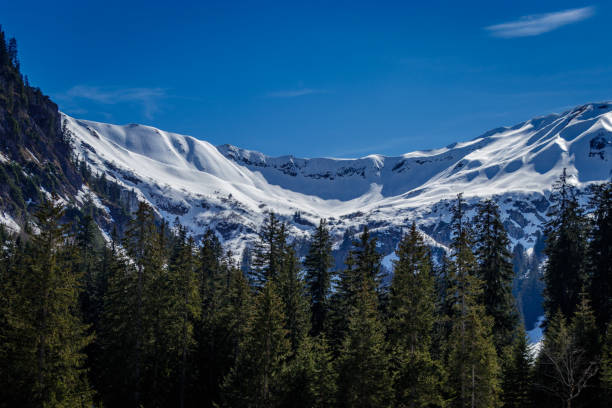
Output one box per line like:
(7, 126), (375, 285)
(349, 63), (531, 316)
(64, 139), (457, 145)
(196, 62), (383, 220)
(485, 6), (594, 38)
(57, 85), (167, 119)
(265, 88), (328, 98)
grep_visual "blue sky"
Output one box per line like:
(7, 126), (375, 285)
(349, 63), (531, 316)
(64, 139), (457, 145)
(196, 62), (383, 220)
(3, 1), (611, 157)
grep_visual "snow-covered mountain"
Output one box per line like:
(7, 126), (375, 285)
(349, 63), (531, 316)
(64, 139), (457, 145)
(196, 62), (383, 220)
(66, 102), (610, 247)
(63, 102), (611, 329)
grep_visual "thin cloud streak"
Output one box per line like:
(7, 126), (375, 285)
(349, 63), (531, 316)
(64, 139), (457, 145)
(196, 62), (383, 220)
(58, 85), (167, 119)
(485, 6), (594, 38)
(265, 88), (328, 98)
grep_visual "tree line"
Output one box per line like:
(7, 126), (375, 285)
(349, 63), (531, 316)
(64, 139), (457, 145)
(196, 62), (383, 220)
(0, 174), (610, 408)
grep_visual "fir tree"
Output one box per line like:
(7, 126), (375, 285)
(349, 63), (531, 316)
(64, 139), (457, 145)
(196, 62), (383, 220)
(543, 170), (589, 321)
(222, 281), (290, 408)
(74, 206), (104, 329)
(0, 199), (93, 406)
(388, 222), (444, 407)
(445, 194), (501, 408)
(587, 182), (612, 333)
(99, 202), (162, 406)
(277, 245), (310, 352)
(304, 218), (334, 336)
(168, 227), (200, 408)
(336, 280), (392, 408)
(251, 212), (284, 287)
(329, 226), (382, 348)
(501, 329), (533, 408)
(283, 334), (338, 408)
(473, 199), (518, 352)
(193, 230), (228, 407)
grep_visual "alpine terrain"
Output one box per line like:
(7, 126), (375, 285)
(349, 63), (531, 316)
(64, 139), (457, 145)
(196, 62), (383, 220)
(53, 103), (611, 330)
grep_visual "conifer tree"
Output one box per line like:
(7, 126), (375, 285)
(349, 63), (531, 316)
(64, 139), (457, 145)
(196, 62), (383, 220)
(277, 245), (310, 352)
(501, 329), (533, 408)
(587, 181), (612, 333)
(251, 212), (284, 286)
(168, 227), (200, 408)
(0, 199), (93, 406)
(222, 281), (290, 407)
(329, 226), (382, 347)
(445, 194), (501, 408)
(193, 230), (229, 407)
(304, 218), (334, 336)
(196, 258), (253, 408)
(336, 279), (392, 408)
(99, 202), (162, 406)
(473, 199), (518, 352)
(283, 334), (338, 408)
(75, 208), (102, 327)
(543, 170), (589, 321)
(388, 222), (444, 407)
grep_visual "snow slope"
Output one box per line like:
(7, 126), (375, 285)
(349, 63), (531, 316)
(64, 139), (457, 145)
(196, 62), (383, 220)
(65, 102), (611, 255)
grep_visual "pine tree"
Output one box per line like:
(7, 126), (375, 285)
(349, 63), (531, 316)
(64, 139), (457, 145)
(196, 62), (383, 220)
(251, 212), (284, 287)
(222, 281), (290, 407)
(446, 310), (501, 408)
(587, 181), (612, 333)
(543, 170), (589, 321)
(473, 199), (518, 352)
(98, 202), (165, 406)
(304, 218), (334, 336)
(193, 229), (229, 407)
(74, 206), (104, 331)
(87, 226), (122, 404)
(501, 329), (533, 408)
(445, 194), (501, 408)
(388, 222), (444, 407)
(336, 279), (392, 408)
(329, 226), (382, 348)
(277, 245), (310, 352)
(283, 334), (338, 408)
(0, 199), (93, 406)
(167, 227), (200, 408)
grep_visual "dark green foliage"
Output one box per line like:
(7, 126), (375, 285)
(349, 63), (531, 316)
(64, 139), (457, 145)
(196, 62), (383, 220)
(388, 223), (444, 407)
(501, 330), (533, 408)
(283, 334), (338, 408)
(474, 199), (518, 352)
(587, 182), (612, 333)
(445, 194), (501, 408)
(0, 199), (93, 407)
(277, 244), (310, 352)
(251, 212), (284, 286)
(543, 170), (589, 321)
(336, 280), (392, 408)
(304, 218), (334, 336)
(329, 225), (383, 348)
(222, 281), (290, 407)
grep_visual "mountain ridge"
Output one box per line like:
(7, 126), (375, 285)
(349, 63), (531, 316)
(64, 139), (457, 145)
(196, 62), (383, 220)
(61, 101), (611, 258)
